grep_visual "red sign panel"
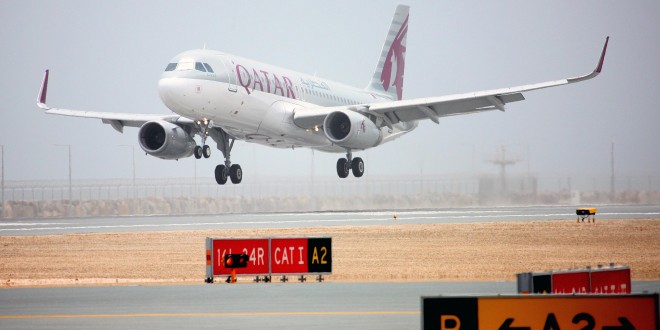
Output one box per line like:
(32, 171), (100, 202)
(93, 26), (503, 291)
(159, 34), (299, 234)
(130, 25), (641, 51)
(270, 238), (308, 274)
(552, 271), (591, 294)
(212, 239), (269, 275)
(591, 268), (631, 294)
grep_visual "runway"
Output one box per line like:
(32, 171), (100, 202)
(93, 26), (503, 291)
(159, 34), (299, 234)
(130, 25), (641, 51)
(2, 206), (658, 329)
(2, 204), (659, 236)
(1, 281), (658, 329)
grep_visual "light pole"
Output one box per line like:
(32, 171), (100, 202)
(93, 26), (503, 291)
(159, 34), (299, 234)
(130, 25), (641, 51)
(461, 143), (476, 179)
(1, 145), (4, 213)
(55, 144), (72, 200)
(119, 145), (136, 199)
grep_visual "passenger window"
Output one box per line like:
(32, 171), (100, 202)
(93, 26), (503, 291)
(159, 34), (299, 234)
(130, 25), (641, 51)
(195, 62), (207, 72)
(203, 63), (214, 73)
(164, 63), (177, 71)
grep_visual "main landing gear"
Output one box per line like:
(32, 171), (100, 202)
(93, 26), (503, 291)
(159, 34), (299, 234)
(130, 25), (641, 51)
(215, 162), (242, 185)
(194, 120), (243, 185)
(209, 127), (242, 185)
(336, 149), (364, 178)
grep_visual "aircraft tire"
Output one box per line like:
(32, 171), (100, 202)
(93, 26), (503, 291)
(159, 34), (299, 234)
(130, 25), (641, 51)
(351, 157), (364, 177)
(215, 165), (228, 185)
(229, 164), (242, 184)
(194, 146), (203, 159)
(202, 145), (211, 158)
(336, 158), (350, 178)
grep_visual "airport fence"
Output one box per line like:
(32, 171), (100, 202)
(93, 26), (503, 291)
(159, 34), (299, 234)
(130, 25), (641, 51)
(2, 174), (659, 202)
(2, 175), (660, 219)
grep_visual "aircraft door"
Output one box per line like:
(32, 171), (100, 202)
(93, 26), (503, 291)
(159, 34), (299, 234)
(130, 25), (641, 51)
(221, 55), (238, 92)
(297, 83), (305, 101)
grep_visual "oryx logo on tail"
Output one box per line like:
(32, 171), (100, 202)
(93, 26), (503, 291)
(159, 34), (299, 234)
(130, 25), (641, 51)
(381, 14), (408, 100)
(366, 5), (410, 101)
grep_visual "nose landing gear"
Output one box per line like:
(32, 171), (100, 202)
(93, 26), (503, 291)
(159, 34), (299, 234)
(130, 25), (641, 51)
(194, 119), (212, 159)
(194, 145), (212, 159)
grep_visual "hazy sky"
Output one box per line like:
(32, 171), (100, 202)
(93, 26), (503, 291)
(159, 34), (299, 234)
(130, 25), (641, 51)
(1, 1), (658, 184)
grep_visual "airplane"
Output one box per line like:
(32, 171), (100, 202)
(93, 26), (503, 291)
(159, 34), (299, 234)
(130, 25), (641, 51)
(37, 5), (609, 185)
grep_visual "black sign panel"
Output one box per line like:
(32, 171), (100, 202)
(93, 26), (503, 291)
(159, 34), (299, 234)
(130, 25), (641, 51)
(422, 297), (478, 330)
(307, 237), (332, 273)
(533, 273), (552, 293)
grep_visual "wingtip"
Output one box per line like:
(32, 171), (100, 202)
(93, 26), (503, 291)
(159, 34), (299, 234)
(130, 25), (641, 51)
(564, 37), (610, 84)
(595, 36), (609, 73)
(38, 69), (49, 107)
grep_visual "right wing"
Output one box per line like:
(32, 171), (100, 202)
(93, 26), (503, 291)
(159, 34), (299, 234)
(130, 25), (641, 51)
(294, 37), (609, 130)
(36, 70), (193, 133)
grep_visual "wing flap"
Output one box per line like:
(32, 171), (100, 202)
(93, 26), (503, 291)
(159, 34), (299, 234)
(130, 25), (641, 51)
(45, 108), (182, 125)
(367, 90), (528, 124)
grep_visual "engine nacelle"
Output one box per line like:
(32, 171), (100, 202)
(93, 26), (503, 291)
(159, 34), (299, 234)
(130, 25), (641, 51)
(323, 110), (381, 149)
(138, 120), (195, 160)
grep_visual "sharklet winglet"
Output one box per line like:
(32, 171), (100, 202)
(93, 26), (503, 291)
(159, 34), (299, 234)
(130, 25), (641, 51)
(567, 37), (610, 84)
(37, 69), (50, 109)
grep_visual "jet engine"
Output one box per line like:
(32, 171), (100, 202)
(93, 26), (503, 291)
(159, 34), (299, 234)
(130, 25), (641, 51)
(323, 110), (381, 149)
(138, 120), (195, 159)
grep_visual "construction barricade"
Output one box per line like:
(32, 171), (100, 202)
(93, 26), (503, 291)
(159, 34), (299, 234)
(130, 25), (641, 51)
(576, 207), (597, 223)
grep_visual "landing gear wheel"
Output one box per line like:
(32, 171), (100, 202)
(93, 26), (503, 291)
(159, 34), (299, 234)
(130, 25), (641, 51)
(229, 164), (242, 184)
(336, 158), (350, 178)
(215, 165), (228, 185)
(202, 145), (211, 158)
(194, 146), (203, 159)
(351, 157), (364, 177)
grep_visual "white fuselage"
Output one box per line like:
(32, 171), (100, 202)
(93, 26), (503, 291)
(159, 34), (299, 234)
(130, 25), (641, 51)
(157, 49), (417, 153)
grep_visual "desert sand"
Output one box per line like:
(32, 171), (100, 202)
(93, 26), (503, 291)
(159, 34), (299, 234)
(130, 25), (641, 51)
(1, 219), (658, 287)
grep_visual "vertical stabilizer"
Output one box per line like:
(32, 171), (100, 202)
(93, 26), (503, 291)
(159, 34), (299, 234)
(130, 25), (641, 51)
(366, 5), (409, 100)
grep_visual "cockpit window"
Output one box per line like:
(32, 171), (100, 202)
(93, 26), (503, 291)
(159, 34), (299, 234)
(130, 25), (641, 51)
(176, 61), (194, 71)
(164, 59), (213, 73)
(203, 63), (214, 73)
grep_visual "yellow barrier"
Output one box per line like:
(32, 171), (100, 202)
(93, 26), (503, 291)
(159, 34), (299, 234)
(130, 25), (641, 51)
(576, 208), (597, 223)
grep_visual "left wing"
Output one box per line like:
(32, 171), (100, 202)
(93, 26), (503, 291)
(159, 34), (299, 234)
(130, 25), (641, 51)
(294, 37), (609, 129)
(36, 70), (193, 133)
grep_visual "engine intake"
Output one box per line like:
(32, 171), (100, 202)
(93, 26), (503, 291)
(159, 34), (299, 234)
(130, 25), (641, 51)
(323, 110), (381, 149)
(138, 120), (195, 159)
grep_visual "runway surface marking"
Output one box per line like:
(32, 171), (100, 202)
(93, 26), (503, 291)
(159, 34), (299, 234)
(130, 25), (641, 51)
(2, 210), (658, 233)
(0, 311), (419, 319)
(0, 218), (390, 232)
